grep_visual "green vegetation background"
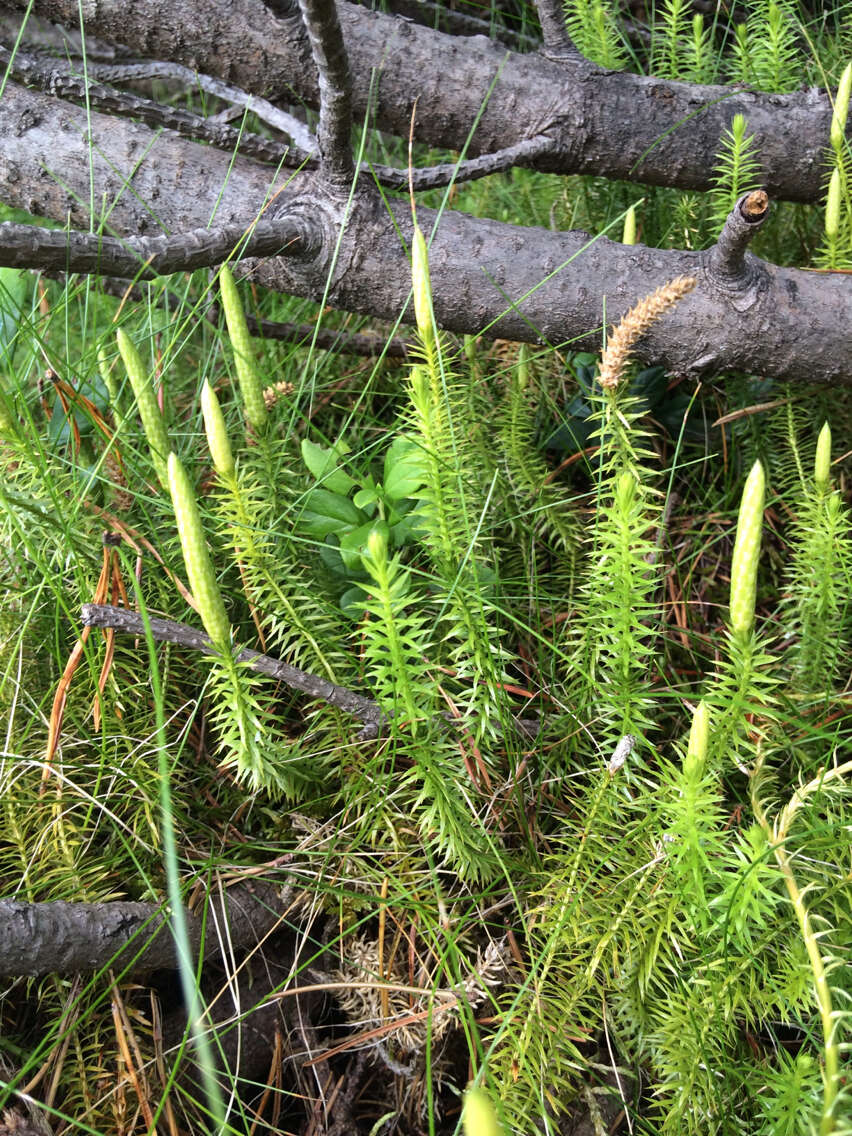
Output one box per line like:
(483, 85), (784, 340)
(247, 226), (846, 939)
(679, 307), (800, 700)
(0, 1), (850, 1133)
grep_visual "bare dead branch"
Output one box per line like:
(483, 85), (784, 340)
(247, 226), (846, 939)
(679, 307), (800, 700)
(80, 604), (386, 729)
(0, 84), (850, 384)
(241, 313), (410, 357)
(86, 58), (318, 151)
(371, 134), (555, 190)
(0, 216), (319, 278)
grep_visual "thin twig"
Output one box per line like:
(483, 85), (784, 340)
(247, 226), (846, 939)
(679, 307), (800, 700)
(81, 603), (385, 729)
(80, 604), (543, 740)
(372, 134), (554, 190)
(86, 58), (317, 152)
(242, 313), (410, 358)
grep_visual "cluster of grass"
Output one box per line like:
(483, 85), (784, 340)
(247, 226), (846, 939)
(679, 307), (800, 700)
(0, 1), (850, 1134)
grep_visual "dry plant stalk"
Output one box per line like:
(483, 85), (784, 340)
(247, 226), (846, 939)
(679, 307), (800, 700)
(598, 275), (697, 389)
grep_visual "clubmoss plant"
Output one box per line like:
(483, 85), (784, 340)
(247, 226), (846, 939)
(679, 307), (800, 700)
(167, 450), (301, 796)
(498, 345), (578, 557)
(199, 378), (339, 677)
(710, 114), (763, 234)
(782, 421), (852, 698)
(564, 0), (628, 69)
(706, 459), (779, 772)
(405, 227), (507, 742)
(729, 458), (765, 639)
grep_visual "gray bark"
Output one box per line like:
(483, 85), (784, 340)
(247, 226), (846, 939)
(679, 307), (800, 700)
(6, 0), (842, 202)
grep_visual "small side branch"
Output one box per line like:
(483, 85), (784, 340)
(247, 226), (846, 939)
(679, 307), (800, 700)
(241, 313), (410, 358)
(706, 190), (770, 294)
(87, 58), (318, 153)
(0, 216), (318, 278)
(374, 134), (554, 190)
(533, 0), (582, 60)
(297, 0), (356, 189)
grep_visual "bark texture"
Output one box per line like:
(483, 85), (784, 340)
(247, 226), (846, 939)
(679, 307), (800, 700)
(0, 80), (845, 383)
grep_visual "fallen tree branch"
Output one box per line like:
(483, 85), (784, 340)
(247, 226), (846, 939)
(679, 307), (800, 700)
(0, 216), (318, 278)
(0, 84), (849, 384)
(0, 881), (286, 978)
(241, 313), (409, 357)
(9, 0), (846, 202)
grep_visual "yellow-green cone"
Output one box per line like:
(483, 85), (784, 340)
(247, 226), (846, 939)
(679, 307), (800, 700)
(219, 265), (267, 433)
(167, 452), (232, 649)
(516, 343), (530, 391)
(411, 225), (434, 347)
(366, 526), (387, 565)
(201, 380), (235, 479)
(622, 203), (637, 246)
(615, 469), (637, 511)
(729, 459), (765, 637)
(683, 699), (709, 780)
(831, 62), (852, 152)
(814, 421), (832, 492)
(825, 167), (842, 241)
(463, 1086), (504, 1136)
(117, 328), (170, 488)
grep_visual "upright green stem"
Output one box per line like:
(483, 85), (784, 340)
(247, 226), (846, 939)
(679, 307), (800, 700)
(751, 754), (852, 1134)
